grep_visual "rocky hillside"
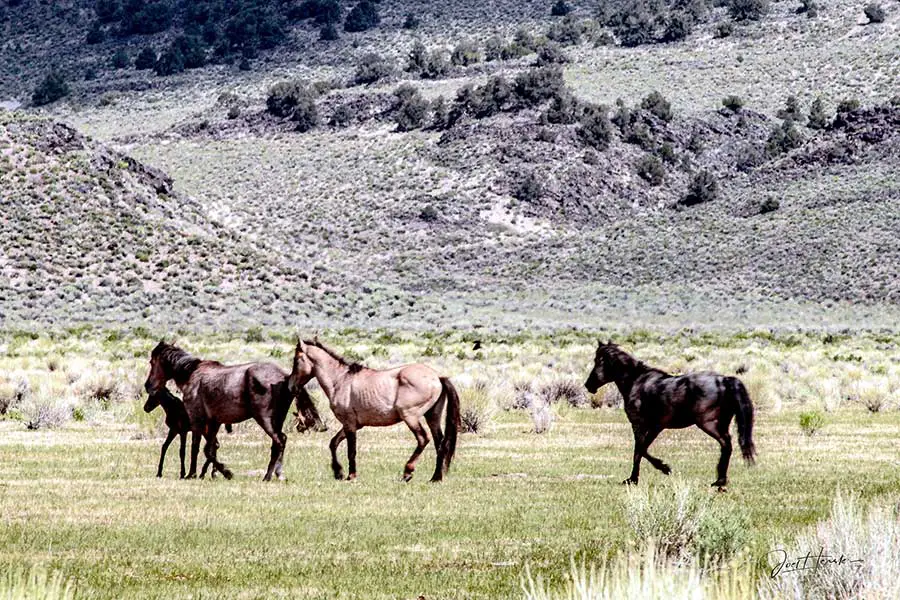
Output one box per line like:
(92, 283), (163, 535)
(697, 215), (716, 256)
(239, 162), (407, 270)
(1, 0), (898, 331)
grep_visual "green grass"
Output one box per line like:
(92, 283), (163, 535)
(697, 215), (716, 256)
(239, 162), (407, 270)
(2, 407), (899, 599)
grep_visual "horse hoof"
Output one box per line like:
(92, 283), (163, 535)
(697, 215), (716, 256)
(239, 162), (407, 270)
(660, 465), (672, 475)
(401, 473), (413, 483)
(222, 470), (233, 480)
(622, 478), (638, 486)
(716, 485), (728, 493)
(346, 474), (357, 482)
(711, 479), (727, 488)
(185, 473), (197, 480)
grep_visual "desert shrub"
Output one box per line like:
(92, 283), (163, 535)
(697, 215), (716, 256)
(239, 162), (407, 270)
(715, 20), (734, 37)
(502, 28), (539, 59)
(799, 410), (825, 435)
(420, 50), (450, 79)
(31, 70), (70, 106)
(551, 0), (574, 16)
(864, 3), (885, 23)
(484, 35), (504, 61)
(394, 84), (430, 132)
(540, 380), (588, 408)
(402, 12), (420, 29)
(119, 0), (174, 35)
(615, 11), (657, 47)
(530, 400), (554, 433)
(728, 0), (769, 21)
(637, 155), (665, 185)
(547, 15), (584, 45)
(86, 21), (106, 44)
(641, 90), (673, 122)
(266, 80), (319, 131)
(662, 11), (693, 42)
(431, 96), (448, 128)
(354, 53), (392, 85)
(95, 0), (120, 23)
(419, 204), (439, 222)
(578, 103), (614, 150)
(319, 22), (339, 40)
(513, 171), (545, 203)
(625, 480), (750, 561)
(344, 1), (379, 32)
(513, 66), (565, 107)
(758, 197), (780, 214)
(154, 44), (184, 76)
(407, 42), (428, 72)
(291, 0), (341, 24)
(681, 170), (718, 206)
(721, 94), (744, 113)
(766, 119), (803, 156)
(23, 397), (70, 430)
(807, 96), (829, 129)
(776, 95), (803, 121)
(833, 98), (861, 127)
(591, 385), (623, 408)
(544, 92), (582, 124)
(110, 49), (130, 69)
(536, 43), (569, 66)
(451, 40), (481, 66)
(460, 381), (495, 434)
(134, 46), (157, 70)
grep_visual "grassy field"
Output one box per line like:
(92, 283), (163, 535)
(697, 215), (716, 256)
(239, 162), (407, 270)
(2, 329), (899, 598)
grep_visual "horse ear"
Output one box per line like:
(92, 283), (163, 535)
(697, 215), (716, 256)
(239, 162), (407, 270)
(597, 339), (603, 348)
(313, 330), (320, 343)
(298, 339), (307, 353)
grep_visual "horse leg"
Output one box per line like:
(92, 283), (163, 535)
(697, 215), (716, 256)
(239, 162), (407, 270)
(329, 428), (347, 480)
(425, 404), (445, 482)
(401, 418), (431, 483)
(346, 429), (358, 481)
(273, 432), (287, 480)
(255, 417), (285, 482)
(699, 420), (732, 491)
(624, 427), (662, 485)
(204, 423), (232, 480)
(200, 421), (220, 480)
(178, 431), (186, 479)
(157, 429), (177, 478)
(186, 428), (202, 479)
(641, 429), (670, 475)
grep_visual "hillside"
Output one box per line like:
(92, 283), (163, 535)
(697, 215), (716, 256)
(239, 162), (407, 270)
(1, 0), (899, 331)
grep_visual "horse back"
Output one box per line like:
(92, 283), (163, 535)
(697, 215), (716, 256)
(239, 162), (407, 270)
(187, 361), (287, 424)
(632, 371), (732, 429)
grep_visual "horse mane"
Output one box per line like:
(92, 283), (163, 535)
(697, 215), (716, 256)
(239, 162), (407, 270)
(152, 341), (203, 381)
(599, 343), (667, 377)
(304, 339), (365, 374)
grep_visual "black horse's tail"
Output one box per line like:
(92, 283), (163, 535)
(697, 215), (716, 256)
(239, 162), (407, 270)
(732, 378), (756, 464)
(293, 385), (326, 433)
(437, 377), (460, 479)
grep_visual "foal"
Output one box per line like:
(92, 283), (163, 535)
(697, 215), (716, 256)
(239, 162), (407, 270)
(585, 341), (756, 490)
(143, 387), (226, 479)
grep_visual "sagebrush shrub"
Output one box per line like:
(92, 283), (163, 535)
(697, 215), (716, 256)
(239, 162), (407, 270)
(799, 410), (825, 435)
(641, 90), (673, 122)
(864, 3), (885, 23)
(344, 0), (379, 32)
(681, 170), (718, 206)
(728, 0), (769, 21)
(579, 103), (614, 150)
(354, 53), (392, 85)
(31, 70), (70, 106)
(266, 80), (319, 131)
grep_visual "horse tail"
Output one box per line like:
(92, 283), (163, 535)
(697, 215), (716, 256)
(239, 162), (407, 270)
(732, 377), (756, 465)
(293, 384), (326, 433)
(438, 377), (460, 477)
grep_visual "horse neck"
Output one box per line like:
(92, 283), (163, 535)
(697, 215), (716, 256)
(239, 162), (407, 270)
(309, 349), (349, 400)
(611, 358), (650, 400)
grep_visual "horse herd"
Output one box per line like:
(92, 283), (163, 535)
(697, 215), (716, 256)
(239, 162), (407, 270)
(143, 338), (756, 490)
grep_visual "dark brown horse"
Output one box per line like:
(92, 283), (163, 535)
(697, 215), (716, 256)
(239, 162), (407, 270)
(144, 341), (325, 481)
(143, 387), (229, 479)
(288, 338), (460, 482)
(585, 341), (756, 490)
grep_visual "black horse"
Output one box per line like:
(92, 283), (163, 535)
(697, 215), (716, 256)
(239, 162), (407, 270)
(585, 341), (756, 490)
